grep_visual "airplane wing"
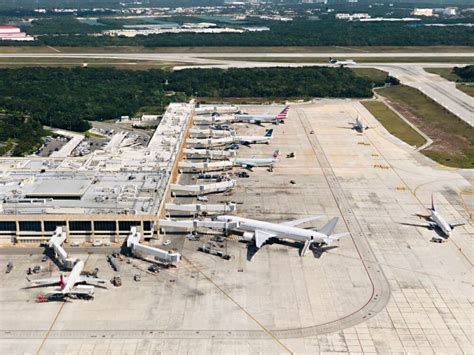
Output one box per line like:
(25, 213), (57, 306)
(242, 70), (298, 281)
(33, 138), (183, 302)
(242, 164), (255, 171)
(449, 220), (466, 228)
(78, 276), (108, 288)
(255, 230), (276, 248)
(415, 213), (432, 221)
(25, 277), (60, 288)
(399, 221), (432, 229)
(280, 215), (323, 227)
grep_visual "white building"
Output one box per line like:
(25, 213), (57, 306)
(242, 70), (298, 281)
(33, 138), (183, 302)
(335, 13), (370, 20)
(412, 8), (434, 17)
(443, 7), (457, 16)
(0, 25), (35, 41)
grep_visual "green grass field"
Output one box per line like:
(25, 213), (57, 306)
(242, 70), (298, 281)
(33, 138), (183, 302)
(362, 101), (425, 148)
(352, 68), (388, 84)
(424, 67), (461, 82)
(456, 84), (474, 97)
(376, 85), (474, 168)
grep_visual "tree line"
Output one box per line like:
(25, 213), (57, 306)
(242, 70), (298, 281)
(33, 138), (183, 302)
(1, 18), (472, 47)
(453, 65), (474, 82)
(0, 114), (45, 156)
(0, 66), (379, 133)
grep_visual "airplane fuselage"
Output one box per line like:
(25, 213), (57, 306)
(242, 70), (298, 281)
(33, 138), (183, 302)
(234, 136), (271, 144)
(234, 158), (276, 167)
(430, 210), (452, 236)
(235, 114), (277, 123)
(217, 216), (326, 243)
(62, 260), (84, 293)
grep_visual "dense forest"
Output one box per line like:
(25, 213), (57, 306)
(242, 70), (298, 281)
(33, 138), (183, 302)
(1, 18), (472, 47)
(0, 114), (45, 156)
(0, 66), (380, 133)
(453, 65), (474, 82)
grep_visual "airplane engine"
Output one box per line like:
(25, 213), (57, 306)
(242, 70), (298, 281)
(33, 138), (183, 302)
(242, 232), (254, 242)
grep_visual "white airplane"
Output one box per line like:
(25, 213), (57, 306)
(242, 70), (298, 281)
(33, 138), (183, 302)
(235, 106), (290, 125)
(26, 260), (107, 300)
(352, 116), (369, 132)
(216, 215), (349, 256)
(329, 57), (356, 67)
(234, 129), (273, 145)
(404, 195), (465, 240)
(233, 150), (279, 170)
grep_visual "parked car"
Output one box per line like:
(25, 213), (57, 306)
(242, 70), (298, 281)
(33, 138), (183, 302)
(111, 275), (122, 287)
(148, 264), (159, 273)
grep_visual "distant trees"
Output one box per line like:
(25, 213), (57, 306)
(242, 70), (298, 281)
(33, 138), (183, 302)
(10, 19), (471, 47)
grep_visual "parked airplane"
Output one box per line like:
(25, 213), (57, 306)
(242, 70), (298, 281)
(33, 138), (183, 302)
(404, 195), (465, 240)
(234, 129), (273, 145)
(233, 150), (279, 170)
(216, 215), (349, 256)
(234, 106), (290, 125)
(352, 116), (369, 132)
(329, 57), (356, 67)
(26, 260), (107, 300)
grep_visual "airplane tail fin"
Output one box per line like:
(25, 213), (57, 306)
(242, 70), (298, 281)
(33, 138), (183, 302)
(59, 274), (65, 290)
(319, 217), (339, 236)
(272, 150), (279, 159)
(276, 106), (290, 120)
(265, 129), (273, 137)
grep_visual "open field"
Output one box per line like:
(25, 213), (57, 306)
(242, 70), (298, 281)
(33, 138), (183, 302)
(0, 57), (182, 70)
(424, 67), (461, 82)
(361, 100), (426, 148)
(203, 56), (474, 64)
(352, 68), (388, 83)
(457, 84), (474, 97)
(376, 86), (474, 168)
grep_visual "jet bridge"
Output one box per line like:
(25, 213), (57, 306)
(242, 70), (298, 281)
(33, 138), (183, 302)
(178, 160), (234, 173)
(158, 219), (239, 233)
(193, 116), (236, 125)
(170, 180), (236, 196)
(187, 137), (234, 148)
(47, 227), (78, 270)
(165, 203), (237, 216)
(127, 227), (181, 264)
(184, 148), (236, 160)
(189, 128), (233, 138)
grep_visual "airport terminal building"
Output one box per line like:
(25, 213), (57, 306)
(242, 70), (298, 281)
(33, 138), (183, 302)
(0, 103), (194, 244)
